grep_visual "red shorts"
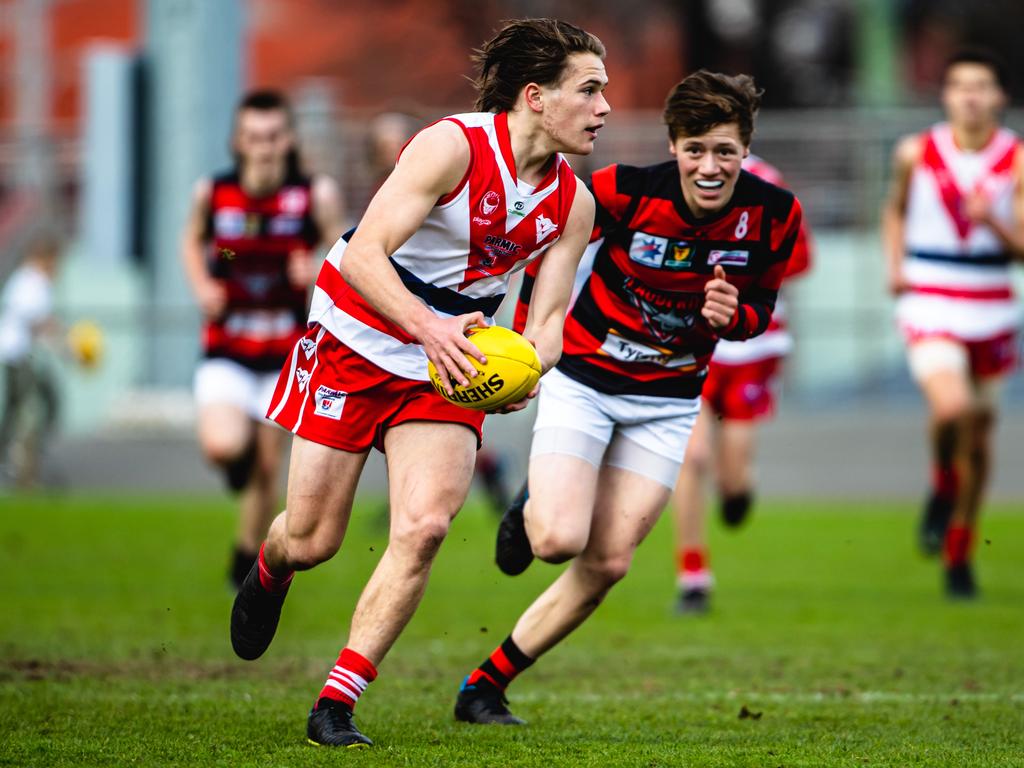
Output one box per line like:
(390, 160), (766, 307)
(267, 325), (485, 452)
(702, 357), (781, 422)
(907, 331), (1018, 379)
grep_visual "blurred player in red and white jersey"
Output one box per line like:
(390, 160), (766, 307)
(882, 49), (1024, 598)
(672, 153), (813, 613)
(181, 90), (345, 589)
(229, 19), (608, 748)
(455, 71), (801, 726)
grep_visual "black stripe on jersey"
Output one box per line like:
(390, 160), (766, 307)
(556, 355), (706, 399)
(908, 250), (1012, 268)
(389, 258), (505, 318)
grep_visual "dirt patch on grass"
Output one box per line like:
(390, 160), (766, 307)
(0, 655), (325, 684)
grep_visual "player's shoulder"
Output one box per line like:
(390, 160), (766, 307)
(601, 160), (680, 199)
(892, 132), (926, 167)
(734, 169), (797, 218)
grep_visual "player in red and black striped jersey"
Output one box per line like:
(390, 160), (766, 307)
(457, 71), (802, 725)
(181, 90), (345, 589)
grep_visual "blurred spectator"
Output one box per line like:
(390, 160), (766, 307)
(0, 232), (62, 488)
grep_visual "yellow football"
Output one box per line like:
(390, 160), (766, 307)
(427, 325), (541, 411)
(67, 320), (104, 368)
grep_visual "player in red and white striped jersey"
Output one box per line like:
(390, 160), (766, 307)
(672, 153), (814, 614)
(882, 49), (1024, 598)
(229, 20), (609, 748)
(181, 90), (345, 590)
(456, 71), (801, 725)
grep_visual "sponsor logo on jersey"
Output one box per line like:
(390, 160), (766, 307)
(480, 191), (500, 216)
(214, 208), (246, 239)
(481, 235), (522, 268)
(535, 214), (558, 243)
(279, 187), (309, 215)
(299, 337), (317, 360)
(240, 273), (276, 298)
(472, 217), (492, 226)
(708, 249), (749, 266)
(598, 330), (699, 370)
(314, 384), (346, 420)
(664, 242), (693, 270)
(629, 233), (668, 268)
(268, 214), (303, 236)
(295, 368), (311, 392)
(508, 200), (526, 218)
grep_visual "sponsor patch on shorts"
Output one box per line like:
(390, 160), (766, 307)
(314, 385), (346, 420)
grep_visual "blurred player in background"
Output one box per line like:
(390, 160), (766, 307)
(229, 19), (608, 748)
(0, 232), (62, 488)
(457, 71), (800, 725)
(672, 153), (813, 614)
(181, 89), (345, 589)
(883, 49), (1023, 598)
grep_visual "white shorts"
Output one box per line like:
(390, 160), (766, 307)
(194, 358), (279, 421)
(530, 367), (700, 489)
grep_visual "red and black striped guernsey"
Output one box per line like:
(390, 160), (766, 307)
(516, 161), (802, 398)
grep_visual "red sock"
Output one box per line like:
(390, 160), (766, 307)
(317, 647), (378, 710)
(944, 525), (973, 567)
(677, 547), (712, 589)
(257, 542), (293, 593)
(466, 636), (534, 692)
(932, 463), (958, 502)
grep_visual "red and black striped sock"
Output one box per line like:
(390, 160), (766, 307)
(932, 462), (958, 502)
(944, 524), (973, 567)
(257, 542), (294, 593)
(466, 635), (534, 692)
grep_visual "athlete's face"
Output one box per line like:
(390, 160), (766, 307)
(234, 108), (294, 171)
(539, 52), (610, 155)
(670, 122), (748, 218)
(942, 63), (1005, 132)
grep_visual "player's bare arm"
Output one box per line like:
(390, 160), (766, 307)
(180, 178), (226, 318)
(882, 134), (922, 295)
(338, 121), (486, 393)
(490, 183), (596, 415)
(287, 175), (347, 288)
(964, 149), (1024, 258)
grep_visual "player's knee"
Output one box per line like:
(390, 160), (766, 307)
(530, 530), (586, 564)
(201, 436), (245, 466)
(391, 511), (452, 563)
(283, 531), (339, 571)
(932, 393), (971, 425)
(582, 553), (633, 588)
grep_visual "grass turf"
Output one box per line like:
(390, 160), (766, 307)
(1, 493), (1022, 767)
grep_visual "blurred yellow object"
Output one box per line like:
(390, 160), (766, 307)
(67, 320), (104, 368)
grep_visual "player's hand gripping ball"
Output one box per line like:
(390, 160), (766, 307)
(67, 320), (104, 368)
(428, 326), (541, 411)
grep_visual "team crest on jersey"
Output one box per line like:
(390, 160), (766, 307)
(629, 233), (668, 268)
(536, 214), (558, 243)
(480, 191), (500, 216)
(295, 368), (311, 392)
(279, 187), (309, 215)
(664, 243), (693, 270)
(708, 249), (749, 267)
(214, 208), (246, 239)
(314, 385), (346, 420)
(299, 337), (317, 360)
(623, 277), (701, 343)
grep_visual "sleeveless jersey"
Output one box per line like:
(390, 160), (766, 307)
(515, 162), (801, 398)
(203, 169), (321, 370)
(898, 122), (1022, 341)
(713, 154), (813, 365)
(309, 111), (578, 380)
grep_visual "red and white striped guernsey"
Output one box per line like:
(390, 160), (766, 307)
(309, 111), (578, 380)
(204, 169), (321, 370)
(713, 153), (813, 366)
(897, 122), (1022, 342)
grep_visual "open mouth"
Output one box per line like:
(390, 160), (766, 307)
(585, 123), (604, 138)
(695, 179), (724, 190)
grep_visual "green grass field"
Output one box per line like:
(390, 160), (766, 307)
(1, 493), (1022, 767)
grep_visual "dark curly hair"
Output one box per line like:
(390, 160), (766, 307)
(663, 70), (763, 145)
